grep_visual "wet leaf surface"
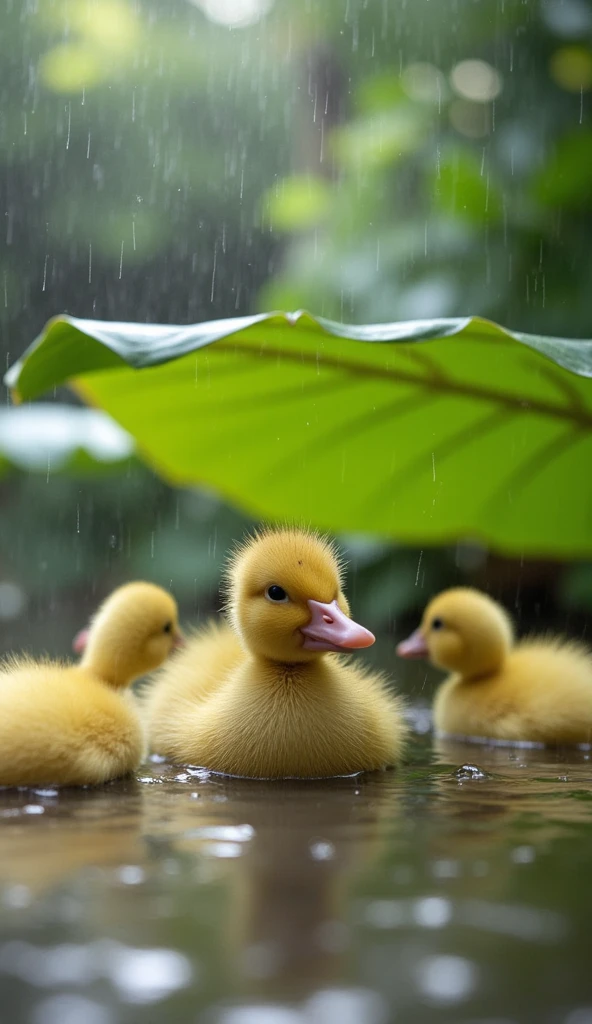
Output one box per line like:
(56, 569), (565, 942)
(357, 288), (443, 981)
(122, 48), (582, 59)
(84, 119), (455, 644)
(6, 312), (592, 558)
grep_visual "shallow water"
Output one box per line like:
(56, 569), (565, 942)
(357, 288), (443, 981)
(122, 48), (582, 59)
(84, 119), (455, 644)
(1, 733), (591, 1024)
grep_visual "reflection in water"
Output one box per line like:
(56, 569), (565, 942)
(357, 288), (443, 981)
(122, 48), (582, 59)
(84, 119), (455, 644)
(0, 739), (591, 1021)
(0, 780), (144, 893)
(141, 768), (400, 1004)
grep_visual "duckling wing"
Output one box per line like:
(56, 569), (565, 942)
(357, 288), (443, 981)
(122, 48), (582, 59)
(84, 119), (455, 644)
(143, 622), (245, 755)
(434, 640), (592, 746)
(0, 661), (143, 785)
(504, 641), (592, 745)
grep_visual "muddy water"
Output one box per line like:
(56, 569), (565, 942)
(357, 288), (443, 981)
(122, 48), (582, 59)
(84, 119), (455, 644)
(0, 735), (591, 1024)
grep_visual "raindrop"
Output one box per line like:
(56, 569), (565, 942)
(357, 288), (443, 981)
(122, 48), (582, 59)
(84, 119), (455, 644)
(0, 582), (26, 620)
(412, 896), (453, 928)
(210, 244), (217, 302)
(31, 995), (112, 1024)
(117, 866), (146, 886)
(205, 842), (243, 858)
(105, 945), (193, 1004)
(511, 845), (535, 864)
(184, 825), (254, 841)
(454, 764), (490, 781)
(414, 550), (423, 586)
(310, 839), (335, 861)
(306, 988), (389, 1024)
(218, 1008), (302, 1024)
(416, 954), (478, 1005)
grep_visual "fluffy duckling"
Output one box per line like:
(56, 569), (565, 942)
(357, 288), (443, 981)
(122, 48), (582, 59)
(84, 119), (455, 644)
(145, 528), (406, 777)
(397, 587), (592, 747)
(0, 582), (181, 786)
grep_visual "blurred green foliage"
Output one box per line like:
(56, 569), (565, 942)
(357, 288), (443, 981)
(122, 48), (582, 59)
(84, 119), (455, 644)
(261, 3), (592, 332)
(1, 0), (591, 670)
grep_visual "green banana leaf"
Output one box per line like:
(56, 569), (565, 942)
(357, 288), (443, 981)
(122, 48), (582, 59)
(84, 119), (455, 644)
(5, 311), (592, 558)
(0, 404), (135, 478)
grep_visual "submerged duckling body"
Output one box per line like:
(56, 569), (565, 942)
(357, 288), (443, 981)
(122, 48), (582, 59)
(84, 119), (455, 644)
(146, 529), (406, 777)
(0, 582), (181, 785)
(397, 587), (592, 746)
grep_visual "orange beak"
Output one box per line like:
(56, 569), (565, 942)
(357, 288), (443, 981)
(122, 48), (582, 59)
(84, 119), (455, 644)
(396, 628), (429, 660)
(300, 599), (375, 653)
(72, 628), (90, 655)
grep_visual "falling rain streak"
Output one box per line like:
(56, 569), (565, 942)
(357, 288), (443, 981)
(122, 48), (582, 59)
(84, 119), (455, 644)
(415, 550), (423, 586)
(0, 5), (590, 1022)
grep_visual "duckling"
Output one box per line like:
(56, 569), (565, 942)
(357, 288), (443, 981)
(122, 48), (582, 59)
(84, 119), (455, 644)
(145, 528), (406, 777)
(397, 587), (592, 747)
(0, 582), (181, 786)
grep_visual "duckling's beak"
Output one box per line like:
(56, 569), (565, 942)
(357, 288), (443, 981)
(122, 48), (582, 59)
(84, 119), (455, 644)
(173, 630), (185, 649)
(301, 599), (375, 653)
(72, 628), (90, 655)
(396, 628), (429, 659)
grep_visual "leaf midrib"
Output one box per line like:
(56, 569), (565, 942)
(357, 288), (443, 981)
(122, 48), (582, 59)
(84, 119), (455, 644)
(214, 340), (592, 430)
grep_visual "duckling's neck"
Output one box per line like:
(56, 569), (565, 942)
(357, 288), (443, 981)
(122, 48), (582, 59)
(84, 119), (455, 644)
(80, 645), (133, 689)
(456, 643), (509, 681)
(249, 654), (330, 688)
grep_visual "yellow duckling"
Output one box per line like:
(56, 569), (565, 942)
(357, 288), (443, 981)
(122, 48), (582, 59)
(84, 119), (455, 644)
(397, 587), (592, 747)
(145, 528), (406, 777)
(0, 582), (181, 786)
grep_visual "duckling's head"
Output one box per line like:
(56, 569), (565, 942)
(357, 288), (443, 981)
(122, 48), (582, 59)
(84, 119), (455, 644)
(396, 587), (513, 678)
(225, 528), (374, 663)
(74, 581), (182, 687)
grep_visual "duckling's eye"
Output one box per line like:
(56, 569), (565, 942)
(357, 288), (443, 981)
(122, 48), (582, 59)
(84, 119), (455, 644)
(163, 622), (172, 634)
(431, 617), (444, 631)
(265, 585), (289, 603)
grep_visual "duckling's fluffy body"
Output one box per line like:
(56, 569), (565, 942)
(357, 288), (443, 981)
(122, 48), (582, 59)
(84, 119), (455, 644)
(0, 582), (180, 786)
(435, 639), (592, 746)
(0, 658), (142, 786)
(398, 587), (592, 746)
(146, 529), (405, 777)
(147, 623), (401, 777)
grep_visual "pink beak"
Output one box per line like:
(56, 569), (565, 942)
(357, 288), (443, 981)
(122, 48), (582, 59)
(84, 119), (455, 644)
(396, 628), (429, 660)
(173, 631), (185, 649)
(72, 627), (90, 655)
(301, 599), (375, 653)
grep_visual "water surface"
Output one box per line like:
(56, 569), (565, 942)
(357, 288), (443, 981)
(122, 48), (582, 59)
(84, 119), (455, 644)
(1, 736), (591, 1023)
